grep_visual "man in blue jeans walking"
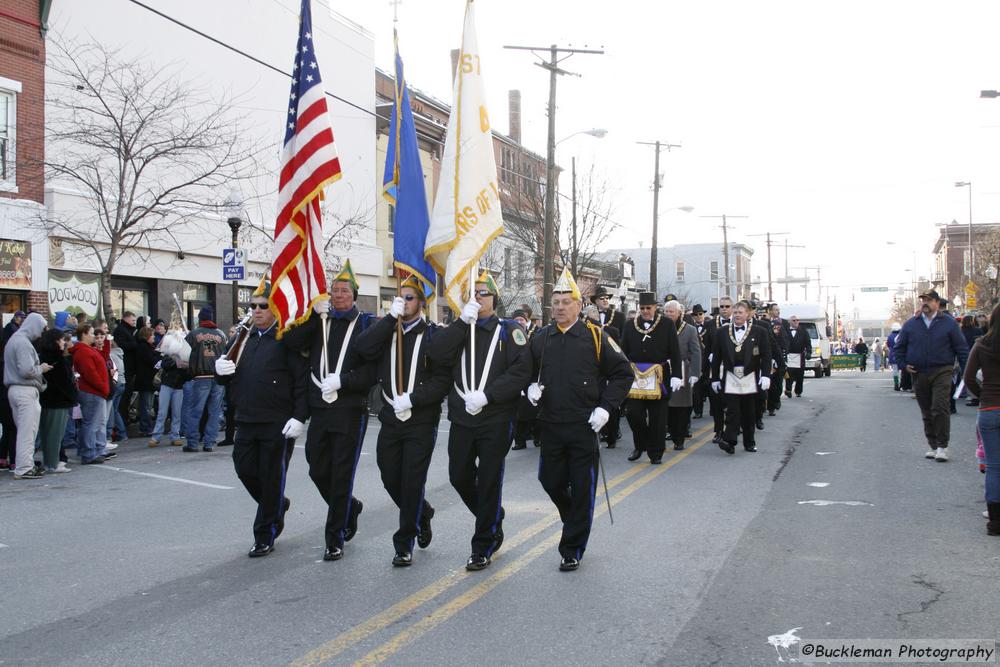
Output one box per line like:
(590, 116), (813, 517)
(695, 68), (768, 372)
(182, 307), (226, 452)
(892, 289), (968, 462)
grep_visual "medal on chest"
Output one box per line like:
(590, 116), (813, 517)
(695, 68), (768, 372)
(635, 313), (662, 342)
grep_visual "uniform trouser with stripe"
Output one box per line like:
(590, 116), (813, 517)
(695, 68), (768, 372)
(448, 420), (511, 556)
(376, 420), (436, 553)
(785, 368), (805, 396)
(625, 397), (668, 459)
(232, 421), (294, 545)
(767, 368), (785, 409)
(305, 408), (368, 549)
(538, 422), (599, 560)
(723, 393), (758, 447)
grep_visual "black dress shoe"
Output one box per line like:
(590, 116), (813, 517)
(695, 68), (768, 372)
(784, 390), (792, 398)
(344, 499), (363, 542)
(744, 444), (758, 452)
(392, 551), (412, 567)
(685, 429), (692, 438)
(512, 441), (527, 450)
(755, 419), (765, 430)
(466, 553), (490, 571)
(417, 506), (434, 549)
(559, 557), (580, 572)
(693, 412), (703, 419)
(650, 456), (663, 465)
(627, 449), (643, 462)
(718, 441), (735, 455)
(712, 433), (722, 444)
(275, 497), (291, 538)
(492, 510), (505, 553)
(674, 443), (685, 451)
(216, 440), (234, 447)
(767, 409), (775, 416)
(606, 441), (616, 449)
(323, 546), (343, 561)
(248, 543), (273, 558)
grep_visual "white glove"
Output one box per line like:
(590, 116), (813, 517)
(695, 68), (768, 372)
(711, 381), (721, 393)
(393, 392), (413, 413)
(464, 390), (488, 413)
(460, 299), (481, 325)
(313, 297), (331, 315)
(389, 297), (405, 319)
(669, 376), (684, 392)
(588, 407), (610, 433)
(688, 376), (699, 386)
(527, 382), (543, 406)
(759, 376), (771, 391)
(215, 358), (236, 376)
(282, 418), (305, 440)
(321, 373), (341, 394)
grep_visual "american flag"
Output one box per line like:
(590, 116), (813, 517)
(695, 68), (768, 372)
(270, 0), (341, 336)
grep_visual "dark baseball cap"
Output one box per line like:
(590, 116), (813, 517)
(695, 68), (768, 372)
(918, 289), (940, 301)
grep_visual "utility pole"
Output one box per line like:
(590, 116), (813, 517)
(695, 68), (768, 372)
(637, 140), (681, 295)
(701, 214), (748, 298)
(748, 232), (789, 302)
(783, 238), (806, 300)
(504, 44), (603, 324)
(571, 156), (577, 277)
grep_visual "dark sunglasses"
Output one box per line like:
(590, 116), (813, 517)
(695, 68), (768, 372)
(249, 302), (270, 310)
(402, 294), (418, 301)
(719, 305), (732, 309)
(475, 290), (493, 297)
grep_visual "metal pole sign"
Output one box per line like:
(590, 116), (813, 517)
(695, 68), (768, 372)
(222, 248), (246, 281)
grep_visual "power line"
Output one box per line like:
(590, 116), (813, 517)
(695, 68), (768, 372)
(125, 0), (376, 119)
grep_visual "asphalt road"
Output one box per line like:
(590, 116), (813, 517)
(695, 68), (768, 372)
(1, 370), (994, 666)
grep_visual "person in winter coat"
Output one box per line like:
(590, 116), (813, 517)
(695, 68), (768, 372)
(133, 327), (160, 436)
(38, 328), (77, 473)
(853, 337), (869, 371)
(962, 302), (1000, 536)
(99, 330), (127, 444)
(71, 324), (111, 464)
(3, 312), (50, 479)
(149, 331), (189, 447)
(183, 306), (227, 452)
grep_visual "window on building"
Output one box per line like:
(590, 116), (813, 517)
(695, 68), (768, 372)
(182, 282), (215, 330)
(0, 77), (20, 190)
(710, 260), (719, 281)
(676, 261), (685, 282)
(387, 205), (395, 236)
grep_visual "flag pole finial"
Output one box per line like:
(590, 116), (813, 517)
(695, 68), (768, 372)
(390, 0), (402, 24)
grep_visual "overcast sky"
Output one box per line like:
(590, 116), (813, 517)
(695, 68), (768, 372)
(323, 0), (1000, 320)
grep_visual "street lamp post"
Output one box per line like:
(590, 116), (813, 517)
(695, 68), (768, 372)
(223, 190), (243, 328)
(955, 181), (973, 280)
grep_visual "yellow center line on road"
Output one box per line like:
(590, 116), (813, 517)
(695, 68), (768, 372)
(352, 431), (714, 666)
(288, 424), (714, 667)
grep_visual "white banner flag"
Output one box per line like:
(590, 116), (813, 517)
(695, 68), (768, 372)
(425, 0), (504, 312)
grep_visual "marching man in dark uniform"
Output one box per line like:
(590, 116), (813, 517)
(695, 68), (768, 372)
(784, 314), (812, 397)
(766, 303), (790, 416)
(528, 268), (632, 571)
(663, 300), (702, 451)
(591, 286), (625, 332)
(430, 270), (532, 571)
(214, 281), (308, 558)
(711, 300), (772, 454)
(621, 291), (683, 464)
(282, 260), (376, 562)
(690, 304), (710, 419)
(355, 275), (451, 567)
(708, 296), (734, 443)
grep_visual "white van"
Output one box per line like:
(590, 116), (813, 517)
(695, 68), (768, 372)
(778, 303), (832, 377)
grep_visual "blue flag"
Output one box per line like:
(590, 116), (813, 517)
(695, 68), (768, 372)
(383, 35), (436, 300)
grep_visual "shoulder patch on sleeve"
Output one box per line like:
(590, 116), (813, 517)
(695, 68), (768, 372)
(512, 327), (527, 346)
(607, 335), (622, 354)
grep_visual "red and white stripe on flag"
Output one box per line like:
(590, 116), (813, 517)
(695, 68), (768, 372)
(270, 2), (341, 336)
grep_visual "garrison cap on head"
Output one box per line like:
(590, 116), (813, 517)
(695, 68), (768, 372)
(590, 285), (613, 303)
(332, 259), (360, 291)
(553, 267), (581, 300)
(252, 274), (271, 299)
(400, 275), (425, 300)
(476, 268), (500, 297)
(638, 291), (657, 306)
(919, 288), (940, 301)
(691, 304), (705, 315)
(891, 322), (901, 331)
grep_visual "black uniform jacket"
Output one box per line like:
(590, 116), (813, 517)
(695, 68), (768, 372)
(619, 314), (683, 380)
(429, 315), (532, 427)
(694, 320), (712, 379)
(217, 323), (308, 424)
(767, 317), (791, 371)
(354, 314), (451, 427)
(598, 308), (625, 334)
(787, 327), (813, 358)
(281, 307), (377, 413)
(711, 321), (773, 387)
(530, 319), (633, 424)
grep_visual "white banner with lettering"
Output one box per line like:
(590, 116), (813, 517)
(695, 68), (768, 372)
(48, 272), (101, 318)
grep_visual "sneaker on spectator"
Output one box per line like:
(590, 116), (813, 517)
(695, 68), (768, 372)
(0, 457), (8, 469)
(52, 462), (72, 473)
(148, 438), (159, 448)
(170, 439), (185, 446)
(14, 468), (45, 479)
(934, 447), (948, 462)
(105, 442), (119, 451)
(102, 451), (118, 460)
(924, 449), (937, 459)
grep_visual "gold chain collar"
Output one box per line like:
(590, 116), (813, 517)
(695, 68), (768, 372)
(728, 321), (750, 352)
(634, 312), (663, 337)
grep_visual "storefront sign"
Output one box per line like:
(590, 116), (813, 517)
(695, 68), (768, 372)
(0, 238), (32, 290)
(48, 271), (101, 318)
